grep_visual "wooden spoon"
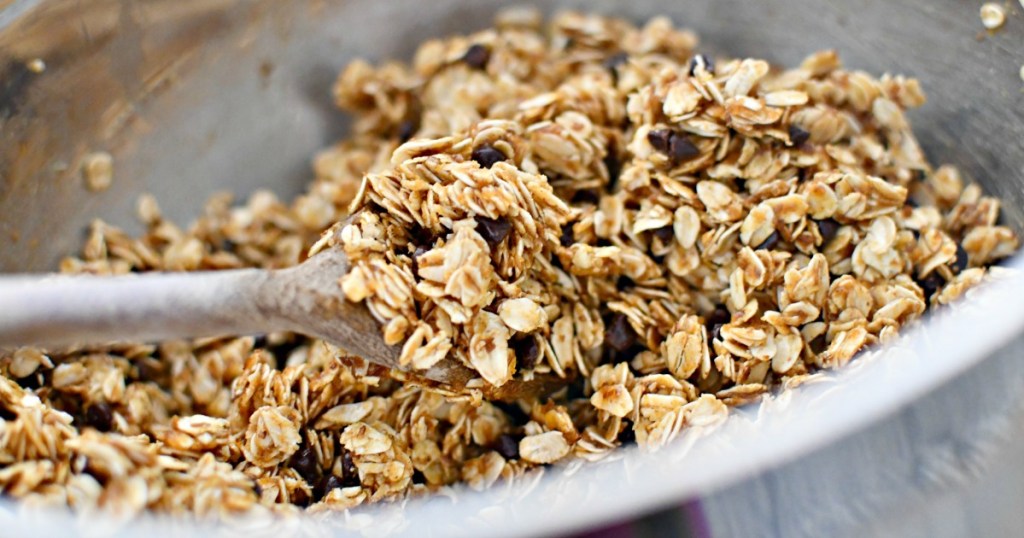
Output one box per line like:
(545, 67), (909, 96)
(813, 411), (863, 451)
(0, 244), (562, 400)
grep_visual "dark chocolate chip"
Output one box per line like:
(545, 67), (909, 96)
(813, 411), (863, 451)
(952, 243), (969, 273)
(314, 474), (343, 501)
(604, 148), (622, 190)
(646, 129), (672, 153)
(788, 125), (811, 147)
(397, 119), (418, 143)
(84, 402), (114, 432)
(292, 491), (311, 507)
(560, 223), (575, 247)
(493, 401), (531, 426)
(916, 271), (945, 300)
(709, 323), (725, 343)
(253, 481), (263, 497)
(461, 44), (490, 70)
(476, 216), (512, 247)
(291, 445), (320, 483)
(688, 54), (715, 76)
(512, 335), (541, 371)
(410, 223), (437, 246)
(706, 306), (731, 328)
(809, 333), (828, 355)
(471, 145), (506, 168)
(648, 129), (698, 164)
(340, 449), (359, 487)
(756, 231), (781, 251)
(816, 218), (840, 247)
(605, 314), (637, 353)
(494, 433), (520, 460)
(668, 133), (699, 162)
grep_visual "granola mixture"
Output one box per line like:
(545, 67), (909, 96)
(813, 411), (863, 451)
(0, 10), (1018, 520)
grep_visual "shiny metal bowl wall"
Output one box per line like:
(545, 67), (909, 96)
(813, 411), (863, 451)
(1, 1), (1023, 537)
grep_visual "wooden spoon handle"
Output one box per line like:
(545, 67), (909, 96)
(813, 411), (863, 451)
(0, 269), (282, 348)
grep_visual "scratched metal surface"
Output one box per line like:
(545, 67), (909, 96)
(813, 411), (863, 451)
(0, 1), (1023, 537)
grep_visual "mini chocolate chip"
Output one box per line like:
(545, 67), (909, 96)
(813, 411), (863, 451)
(461, 44), (490, 70)
(340, 449), (359, 487)
(560, 223), (575, 247)
(605, 314), (637, 352)
(952, 243), (969, 273)
(647, 129), (672, 153)
(604, 148), (622, 189)
(253, 481), (263, 497)
(314, 474), (343, 501)
(816, 218), (840, 246)
(494, 401), (531, 426)
(705, 306), (730, 328)
(688, 54), (715, 76)
(397, 119), (417, 142)
(292, 491), (311, 507)
(910, 228), (921, 240)
(618, 426), (636, 445)
(756, 231), (781, 251)
(410, 223), (437, 245)
(494, 433), (520, 460)
(84, 402), (114, 432)
(916, 271), (945, 300)
(653, 226), (675, 243)
(709, 323), (725, 343)
(476, 216), (512, 247)
(471, 145), (506, 168)
(668, 133), (699, 162)
(571, 189), (600, 205)
(291, 445), (320, 483)
(788, 125), (811, 147)
(512, 335), (540, 371)
(809, 333), (828, 354)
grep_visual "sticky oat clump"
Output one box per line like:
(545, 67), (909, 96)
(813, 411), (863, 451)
(0, 10), (1018, 520)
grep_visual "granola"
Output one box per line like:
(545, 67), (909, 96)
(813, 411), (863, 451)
(0, 9), (1018, 521)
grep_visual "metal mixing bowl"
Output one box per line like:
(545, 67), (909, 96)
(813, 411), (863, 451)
(1, 1), (1023, 536)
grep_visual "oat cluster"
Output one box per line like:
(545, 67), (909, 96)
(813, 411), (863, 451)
(0, 10), (1017, 520)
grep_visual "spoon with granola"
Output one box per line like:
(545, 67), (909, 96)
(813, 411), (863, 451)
(0, 227), (560, 400)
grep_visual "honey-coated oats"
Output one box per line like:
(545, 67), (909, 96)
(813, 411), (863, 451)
(0, 10), (1018, 519)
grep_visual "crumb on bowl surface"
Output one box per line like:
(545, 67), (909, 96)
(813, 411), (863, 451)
(0, 8), (1018, 521)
